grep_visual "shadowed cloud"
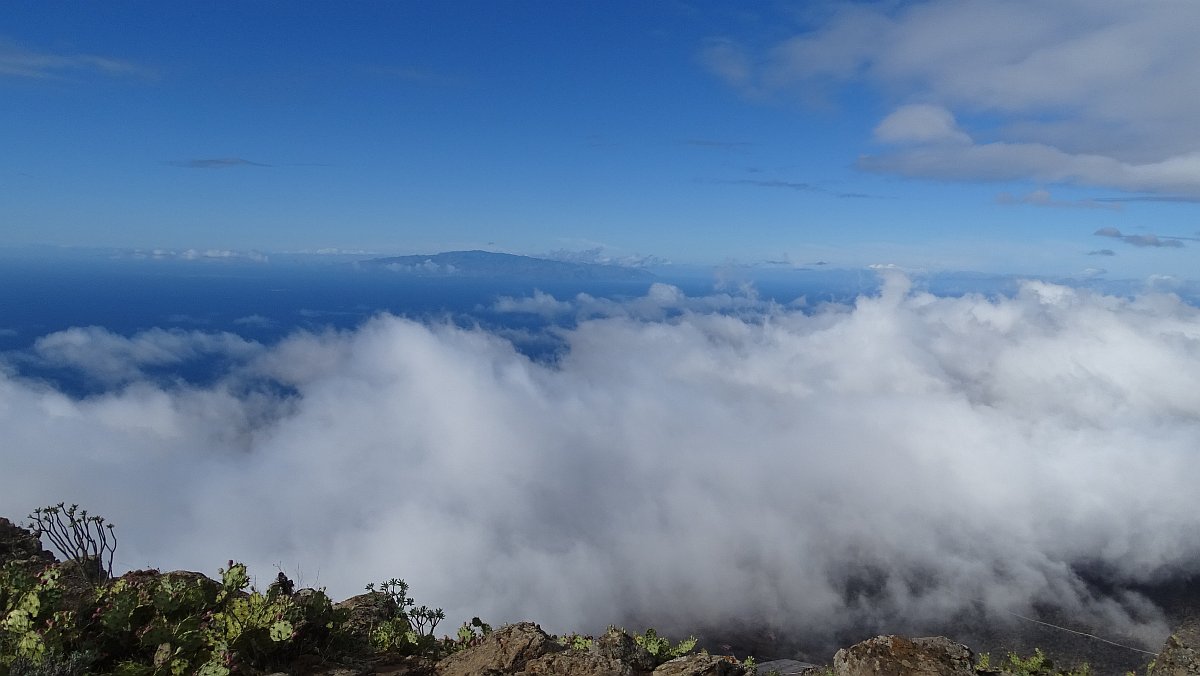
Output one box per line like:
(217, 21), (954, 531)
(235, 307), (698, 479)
(997, 189), (1120, 211)
(1095, 228), (1187, 248)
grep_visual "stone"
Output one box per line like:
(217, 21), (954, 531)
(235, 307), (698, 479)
(592, 627), (659, 673)
(520, 650), (637, 675)
(753, 659), (820, 675)
(437, 622), (563, 676)
(0, 516), (56, 573)
(832, 635), (974, 676)
(336, 591), (405, 643)
(371, 655), (438, 676)
(1150, 617), (1200, 675)
(652, 653), (749, 676)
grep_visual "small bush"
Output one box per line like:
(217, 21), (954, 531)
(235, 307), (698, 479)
(633, 627), (698, 665)
(1002, 648), (1092, 676)
(362, 578), (445, 656)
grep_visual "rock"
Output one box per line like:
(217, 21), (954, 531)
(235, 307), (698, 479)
(266, 669), (367, 676)
(155, 569), (222, 594)
(652, 653), (748, 676)
(111, 568), (220, 600)
(753, 659), (820, 675)
(278, 652), (435, 676)
(832, 635), (974, 676)
(520, 650), (636, 675)
(371, 655), (438, 676)
(0, 516), (56, 573)
(337, 591), (405, 643)
(436, 622), (563, 676)
(1150, 617), (1200, 675)
(592, 627), (658, 673)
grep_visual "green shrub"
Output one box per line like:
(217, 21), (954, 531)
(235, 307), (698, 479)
(1002, 648), (1092, 676)
(2, 559), (347, 675)
(443, 617), (492, 654)
(7, 650), (95, 676)
(556, 632), (593, 651)
(362, 578), (445, 656)
(633, 627), (698, 664)
(201, 562), (341, 673)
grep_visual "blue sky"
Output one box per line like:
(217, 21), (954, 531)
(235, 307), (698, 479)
(2, 1), (1198, 277)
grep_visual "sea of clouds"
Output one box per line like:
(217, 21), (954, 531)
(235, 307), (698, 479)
(3, 273), (1199, 649)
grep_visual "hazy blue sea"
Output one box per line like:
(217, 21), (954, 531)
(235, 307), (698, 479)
(0, 257), (884, 394)
(5, 255), (1182, 397)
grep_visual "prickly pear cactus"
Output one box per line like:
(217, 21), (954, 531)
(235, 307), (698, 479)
(1, 563), (71, 667)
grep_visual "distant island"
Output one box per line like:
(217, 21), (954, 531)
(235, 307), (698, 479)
(358, 250), (655, 281)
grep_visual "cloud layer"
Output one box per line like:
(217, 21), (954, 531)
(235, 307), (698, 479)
(704, 0), (1200, 196)
(4, 279), (1200, 650)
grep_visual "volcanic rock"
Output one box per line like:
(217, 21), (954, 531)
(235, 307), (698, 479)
(832, 635), (974, 676)
(0, 516), (56, 573)
(437, 622), (563, 676)
(1151, 617), (1200, 675)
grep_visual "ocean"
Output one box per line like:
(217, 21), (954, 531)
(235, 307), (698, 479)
(0, 256), (884, 393)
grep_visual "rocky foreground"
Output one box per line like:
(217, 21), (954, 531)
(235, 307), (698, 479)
(3, 516), (1197, 675)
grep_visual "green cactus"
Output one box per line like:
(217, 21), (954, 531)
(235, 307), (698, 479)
(1, 564), (75, 669)
(4, 504), (465, 673)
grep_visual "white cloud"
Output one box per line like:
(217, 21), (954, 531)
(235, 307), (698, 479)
(541, 247), (666, 269)
(0, 39), (148, 79)
(705, 0), (1200, 195)
(180, 249), (268, 263)
(4, 282), (1200, 651)
(873, 104), (970, 145)
(860, 141), (1200, 196)
(494, 283), (776, 322)
(385, 260), (457, 274)
(493, 290), (574, 316)
(127, 248), (269, 263)
(33, 327), (261, 384)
